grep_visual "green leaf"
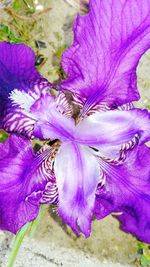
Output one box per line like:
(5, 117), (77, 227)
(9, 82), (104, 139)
(8, 223), (31, 267)
(140, 255), (150, 267)
(0, 24), (23, 44)
(0, 131), (9, 143)
(146, 105), (150, 110)
(13, 0), (35, 13)
(12, 0), (22, 12)
(7, 206), (43, 266)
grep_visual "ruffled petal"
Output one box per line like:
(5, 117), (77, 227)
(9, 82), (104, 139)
(0, 135), (56, 234)
(61, 0), (150, 111)
(0, 42), (51, 136)
(95, 145), (150, 243)
(54, 141), (100, 237)
(75, 109), (150, 147)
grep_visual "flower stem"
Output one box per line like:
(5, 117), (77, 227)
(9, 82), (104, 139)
(29, 205), (44, 238)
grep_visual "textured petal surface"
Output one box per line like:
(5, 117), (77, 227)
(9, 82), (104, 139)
(75, 109), (150, 146)
(54, 141), (99, 237)
(61, 0), (150, 111)
(0, 42), (45, 108)
(0, 135), (55, 233)
(0, 42), (50, 134)
(95, 145), (150, 243)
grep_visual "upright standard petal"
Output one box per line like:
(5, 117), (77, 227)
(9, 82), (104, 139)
(0, 135), (56, 234)
(0, 42), (49, 108)
(95, 145), (150, 243)
(54, 141), (100, 237)
(0, 42), (50, 135)
(75, 109), (150, 146)
(61, 0), (150, 111)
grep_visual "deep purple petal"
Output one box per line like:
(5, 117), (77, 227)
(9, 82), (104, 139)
(0, 42), (48, 108)
(0, 42), (51, 135)
(95, 145), (150, 243)
(75, 108), (150, 147)
(61, 0), (150, 111)
(0, 135), (56, 234)
(54, 142), (100, 237)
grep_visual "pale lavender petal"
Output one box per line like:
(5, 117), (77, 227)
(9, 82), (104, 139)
(3, 91), (74, 140)
(54, 142), (100, 237)
(0, 135), (56, 233)
(61, 0), (150, 111)
(95, 145), (150, 243)
(75, 109), (150, 147)
(32, 93), (75, 141)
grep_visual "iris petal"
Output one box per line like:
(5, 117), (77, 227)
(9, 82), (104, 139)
(0, 42), (51, 136)
(0, 42), (49, 109)
(95, 144), (150, 243)
(32, 94), (75, 141)
(61, 0), (150, 111)
(0, 135), (56, 234)
(75, 109), (150, 147)
(54, 141), (99, 237)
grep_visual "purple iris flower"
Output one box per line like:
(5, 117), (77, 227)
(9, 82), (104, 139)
(1, 0), (150, 244)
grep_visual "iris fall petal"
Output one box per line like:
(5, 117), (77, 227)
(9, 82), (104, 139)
(0, 135), (56, 233)
(54, 141), (100, 237)
(95, 145), (150, 243)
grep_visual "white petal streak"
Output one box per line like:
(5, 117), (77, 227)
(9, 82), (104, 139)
(9, 89), (39, 111)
